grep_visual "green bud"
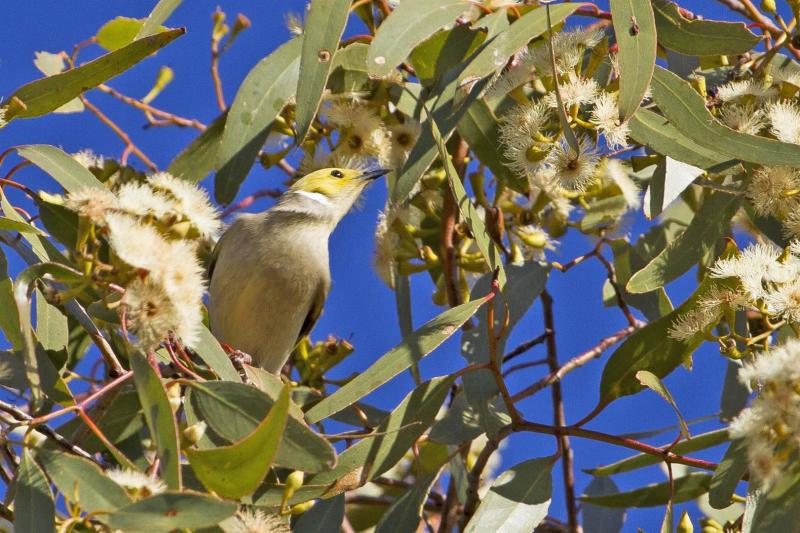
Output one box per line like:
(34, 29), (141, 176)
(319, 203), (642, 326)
(761, 0), (777, 14)
(183, 421), (207, 444)
(525, 144), (548, 163)
(677, 511), (694, 533)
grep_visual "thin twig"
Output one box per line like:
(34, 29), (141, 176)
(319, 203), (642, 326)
(96, 84), (206, 130)
(221, 188), (283, 217)
(541, 290), (580, 533)
(80, 96), (158, 171)
(0, 402), (95, 462)
(502, 332), (549, 363)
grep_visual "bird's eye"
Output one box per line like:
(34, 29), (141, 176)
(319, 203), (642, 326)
(331, 170), (343, 178)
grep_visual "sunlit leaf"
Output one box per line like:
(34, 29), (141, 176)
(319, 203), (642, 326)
(190, 325), (240, 381)
(137, 0), (182, 39)
(107, 492), (236, 532)
(580, 473), (711, 507)
(636, 370), (690, 438)
(16, 145), (104, 192)
(610, 0), (657, 120)
(97, 17), (146, 51)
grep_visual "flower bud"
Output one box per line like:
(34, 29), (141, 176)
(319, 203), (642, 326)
(761, 0), (777, 14)
(677, 511), (694, 533)
(183, 421), (207, 445)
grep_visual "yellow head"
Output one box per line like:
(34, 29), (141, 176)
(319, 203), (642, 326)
(280, 167), (388, 224)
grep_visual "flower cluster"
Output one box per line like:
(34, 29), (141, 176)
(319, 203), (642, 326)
(729, 339), (800, 488)
(64, 169), (220, 350)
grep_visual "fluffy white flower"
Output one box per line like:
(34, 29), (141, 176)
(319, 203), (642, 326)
(590, 92), (630, 149)
(148, 172), (221, 240)
(116, 182), (176, 220)
(71, 149), (104, 169)
(719, 103), (766, 135)
(106, 213), (171, 272)
(65, 187), (119, 223)
(544, 74), (598, 109)
(763, 278), (800, 324)
(499, 102), (552, 177)
(0, 106), (7, 129)
(107, 468), (166, 499)
(547, 135), (599, 191)
(513, 224), (558, 260)
(327, 101), (391, 165)
(772, 67), (800, 88)
(767, 100), (800, 144)
(782, 210), (800, 240)
(223, 508), (288, 533)
(668, 306), (721, 342)
(745, 166), (800, 217)
(388, 120), (421, 167)
(373, 205), (411, 289)
(717, 80), (776, 103)
(528, 27), (605, 75)
(709, 242), (796, 301)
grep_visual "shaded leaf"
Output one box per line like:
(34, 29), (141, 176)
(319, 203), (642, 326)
(305, 296), (490, 424)
(581, 196), (628, 232)
(4, 29), (184, 122)
(580, 473), (711, 507)
(651, 67), (800, 167)
(295, 0), (351, 141)
(610, 0), (656, 120)
(168, 112), (227, 183)
(37, 448), (132, 513)
(411, 25), (486, 85)
(216, 37), (302, 204)
(293, 494), (345, 533)
(582, 477), (626, 533)
(367, 0), (469, 78)
(607, 238), (672, 321)
(0, 250), (22, 349)
(587, 429), (728, 477)
(191, 325), (240, 381)
(131, 352), (181, 489)
(375, 471), (441, 533)
(36, 198), (79, 248)
(653, 0), (759, 56)
(328, 42), (372, 95)
(185, 380), (335, 472)
(17, 145), (104, 192)
(709, 439), (748, 510)
(186, 385), (289, 499)
(107, 492), (237, 532)
(14, 450), (55, 533)
(465, 457), (553, 533)
(628, 192), (739, 293)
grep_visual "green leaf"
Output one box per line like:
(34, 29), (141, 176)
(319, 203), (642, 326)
(16, 145), (104, 193)
(627, 192), (740, 293)
(36, 197), (79, 248)
(37, 449), (132, 513)
(328, 42), (372, 95)
(582, 477), (626, 533)
(293, 494), (345, 533)
(3, 29), (184, 123)
(610, 0), (657, 120)
(137, 0), (182, 39)
(410, 25), (486, 85)
(456, 98), (525, 192)
(465, 457), (553, 533)
(457, 3), (581, 87)
(651, 67), (800, 167)
(33, 51), (66, 76)
(580, 473), (712, 508)
(580, 196), (629, 232)
(36, 289), (67, 352)
(185, 380), (335, 472)
(305, 295), (490, 424)
(375, 471), (441, 533)
(720, 357), (749, 421)
(107, 492), (236, 532)
(587, 428), (728, 476)
(0, 189), (65, 263)
(97, 17), (146, 51)
(367, 0), (469, 78)
(607, 238), (672, 321)
(307, 377), (454, 493)
(598, 276), (734, 406)
(131, 352), (181, 489)
(190, 325), (240, 381)
(644, 156), (705, 219)
(629, 109), (731, 170)
(13, 263), (83, 409)
(14, 450), (55, 533)
(0, 250), (22, 349)
(430, 112), (507, 288)
(216, 37), (302, 205)
(167, 112), (227, 183)
(709, 439), (748, 510)
(635, 370), (690, 439)
(749, 472), (800, 531)
(186, 385), (289, 499)
(653, 0), (759, 56)
(295, 0), (351, 141)
(429, 391), (483, 445)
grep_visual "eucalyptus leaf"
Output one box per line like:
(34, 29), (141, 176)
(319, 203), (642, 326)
(580, 473), (711, 508)
(137, 0), (182, 39)
(107, 492), (237, 532)
(610, 0), (656, 120)
(293, 494), (345, 533)
(4, 29), (184, 123)
(168, 112), (227, 183)
(17, 145), (104, 192)
(14, 450), (55, 533)
(582, 477), (626, 533)
(375, 471), (441, 533)
(190, 325), (240, 381)
(709, 439), (748, 510)
(97, 17), (146, 51)
(635, 370), (690, 438)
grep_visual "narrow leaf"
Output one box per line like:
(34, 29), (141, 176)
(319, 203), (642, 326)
(636, 370), (690, 439)
(582, 477), (626, 533)
(137, 0), (182, 38)
(709, 439), (748, 510)
(131, 352), (181, 489)
(580, 473), (711, 508)
(108, 493), (236, 532)
(628, 192), (740, 293)
(216, 37), (302, 204)
(465, 457), (553, 532)
(375, 471), (441, 533)
(610, 0), (657, 120)
(0, 216), (46, 235)
(168, 112), (227, 183)
(186, 385), (289, 499)
(305, 296), (490, 424)
(16, 145), (104, 192)
(190, 325), (240, 381)
(14, 450), (55, 533)
(367, 0), (469, 78)
(653, 0), (759, 56)
(293, 494), (345, 533)
(3, 29), (184, 123)
(295, 0), (351, 141)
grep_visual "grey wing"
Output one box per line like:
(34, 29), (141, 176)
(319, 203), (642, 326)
(295, 279), (330, 345)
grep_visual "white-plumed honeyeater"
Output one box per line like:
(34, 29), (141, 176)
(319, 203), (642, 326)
(208, 167), (388, 373)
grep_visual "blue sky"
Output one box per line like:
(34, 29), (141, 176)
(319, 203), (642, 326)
(0, 1), (758, 530)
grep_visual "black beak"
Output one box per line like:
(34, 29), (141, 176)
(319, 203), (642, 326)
(360, 168), (390, 181)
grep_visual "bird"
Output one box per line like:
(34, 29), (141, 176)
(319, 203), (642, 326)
(207, 167), (388, 373)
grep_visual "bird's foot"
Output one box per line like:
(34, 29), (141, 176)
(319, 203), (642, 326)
(220, 342), (253, 383)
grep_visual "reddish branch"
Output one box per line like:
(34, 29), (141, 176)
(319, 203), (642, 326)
(80, 96), (158, 171)
(96, 84), (206, 131)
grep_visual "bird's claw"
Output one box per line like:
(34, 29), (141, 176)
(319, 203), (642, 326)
(220, 342), (253, 383)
